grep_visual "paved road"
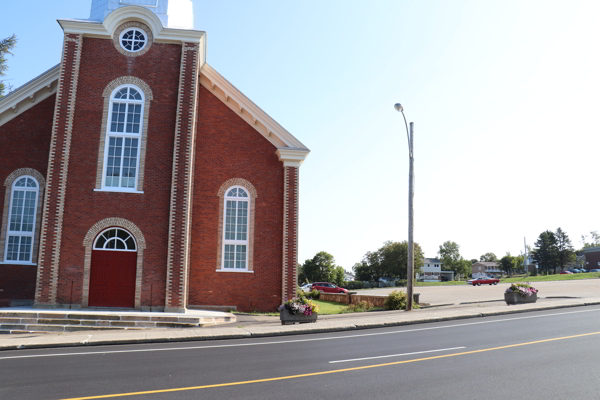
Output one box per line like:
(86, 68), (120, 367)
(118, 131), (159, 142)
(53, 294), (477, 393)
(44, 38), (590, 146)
(362, 279), (600, 304)
(2, 305), (600, 399)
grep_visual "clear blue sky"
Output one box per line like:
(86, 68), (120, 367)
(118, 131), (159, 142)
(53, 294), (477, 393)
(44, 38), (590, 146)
(3, 1), (599, 271)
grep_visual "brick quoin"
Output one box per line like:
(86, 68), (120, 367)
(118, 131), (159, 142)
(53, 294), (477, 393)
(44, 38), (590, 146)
(54, 36), (181, 308)
(188, 86), (285, 312)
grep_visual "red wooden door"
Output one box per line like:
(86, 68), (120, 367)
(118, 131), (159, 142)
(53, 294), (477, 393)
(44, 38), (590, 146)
(89, 250), (137, 308)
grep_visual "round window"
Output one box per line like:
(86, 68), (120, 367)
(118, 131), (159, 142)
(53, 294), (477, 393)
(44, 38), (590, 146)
(120, 28), (147, 52)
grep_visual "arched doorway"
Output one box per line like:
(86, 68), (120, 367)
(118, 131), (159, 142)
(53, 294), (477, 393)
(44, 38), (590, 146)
(89, 228), (137, 308)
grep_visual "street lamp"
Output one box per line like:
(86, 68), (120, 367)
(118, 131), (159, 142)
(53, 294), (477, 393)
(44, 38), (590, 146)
(394, 103), (414, 311)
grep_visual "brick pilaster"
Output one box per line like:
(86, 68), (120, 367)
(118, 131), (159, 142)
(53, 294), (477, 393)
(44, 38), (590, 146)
(34, 34), (83, 306)
(282, 166), (299, 301)
(165, 42), (201, 312)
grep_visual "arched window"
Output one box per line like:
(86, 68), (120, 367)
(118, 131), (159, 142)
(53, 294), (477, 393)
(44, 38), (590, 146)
(93, 228), (137, 251)
(222, 187), (249, 270)
(4, 176), (39, 263)
(103, 85), (144, 190)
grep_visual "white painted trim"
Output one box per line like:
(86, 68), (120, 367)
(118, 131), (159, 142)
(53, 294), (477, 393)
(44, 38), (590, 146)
(276, 148), (310, 167)
(58, 7), (205, 45)
(0, 66), (59, 126)
(3, 176), (40, 264)
(220, 186), (250, 271)
(93, 189), (144, 194)
(200, 64), (309, 151)
(102, 84), (145, 191)
(215, 270), (254, 273)
(0, 262), (37, 266)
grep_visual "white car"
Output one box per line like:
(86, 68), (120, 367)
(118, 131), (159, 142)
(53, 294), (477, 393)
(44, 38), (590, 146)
(299, 283), (313, 293)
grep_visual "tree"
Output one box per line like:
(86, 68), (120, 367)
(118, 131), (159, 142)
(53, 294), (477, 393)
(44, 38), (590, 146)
(479, 252), (498, 262)
(438, 241), (467, 279)
(555, 227), (575, 271)
(0, 34), (17, 97)
(580, 231), (600, 249)
(533, 230), (558, 275)
(353, 241), (424, 282)
(299, 251), (338, 283)
(499, 253), (515, 276)
(332, 266), (345, 286)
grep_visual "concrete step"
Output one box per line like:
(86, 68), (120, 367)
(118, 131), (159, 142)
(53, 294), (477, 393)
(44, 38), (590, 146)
(0, 309), (235, 335)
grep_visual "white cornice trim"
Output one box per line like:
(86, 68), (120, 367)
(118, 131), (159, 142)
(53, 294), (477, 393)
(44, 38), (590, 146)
(276, 148), (310, 167)
(0, 65), (60, 126)
(200, 63), (309, 152)
(58, 6), (205, 44)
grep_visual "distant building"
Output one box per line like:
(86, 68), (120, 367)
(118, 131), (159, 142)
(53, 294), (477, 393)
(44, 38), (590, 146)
(420, 258), (453, 281)
(584, 247), (600, 270)
(472, 262), (502, 278)
(422, 258), (442, 277)
(344, 271), (355, 282)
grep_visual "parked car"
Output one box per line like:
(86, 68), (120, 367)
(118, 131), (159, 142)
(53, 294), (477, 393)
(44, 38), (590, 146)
(571, 269), (581, 273)
(590, 269), (600, 273)
(466, 277), (500, 286)
(560, 270), (573, 274)
(311, 282), (348, 294)
(299, 283), (313, 293)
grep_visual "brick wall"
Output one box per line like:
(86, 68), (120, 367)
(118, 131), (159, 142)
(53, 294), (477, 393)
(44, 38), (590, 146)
(187, 85), (284, 312)
(0, 94), (55, 305)
(52, 36), (182, 308)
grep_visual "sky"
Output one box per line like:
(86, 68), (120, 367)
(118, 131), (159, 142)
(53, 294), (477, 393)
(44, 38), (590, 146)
(3, 0), (599, 272)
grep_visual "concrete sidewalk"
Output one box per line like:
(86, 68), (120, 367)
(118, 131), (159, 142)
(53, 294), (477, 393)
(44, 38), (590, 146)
(2, 296), (600, 351)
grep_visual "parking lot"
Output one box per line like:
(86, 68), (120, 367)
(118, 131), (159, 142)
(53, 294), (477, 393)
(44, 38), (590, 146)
(361, 279), (600, 305)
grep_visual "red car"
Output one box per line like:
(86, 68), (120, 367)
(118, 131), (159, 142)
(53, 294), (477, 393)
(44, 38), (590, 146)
(467, 277), (500, 286)
(311, 282), (348, 294)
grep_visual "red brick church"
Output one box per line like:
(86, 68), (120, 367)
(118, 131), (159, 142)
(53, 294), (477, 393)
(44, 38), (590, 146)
(0, 0), (309, 312)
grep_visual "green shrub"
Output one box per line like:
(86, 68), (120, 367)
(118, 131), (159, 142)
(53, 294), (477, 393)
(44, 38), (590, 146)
(296, 288), (306, 298)
(308, 289), (320, 299)
(347, 300), (374, 312)
(384, 290), (418, 310)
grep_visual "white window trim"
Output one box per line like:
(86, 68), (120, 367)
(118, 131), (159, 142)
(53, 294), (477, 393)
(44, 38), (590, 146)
(101, 84), (145, 192)
(93, 227), (137, 252)
(119, 28), (148, 53)
(220, 186), (250, 271)
(3, 176), (39, 264)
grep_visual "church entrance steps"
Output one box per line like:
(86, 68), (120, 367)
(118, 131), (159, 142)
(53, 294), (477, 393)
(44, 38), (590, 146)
(0, 308), (235, 335)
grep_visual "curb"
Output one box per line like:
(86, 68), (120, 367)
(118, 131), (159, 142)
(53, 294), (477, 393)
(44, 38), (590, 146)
(3, 300), (600, 351)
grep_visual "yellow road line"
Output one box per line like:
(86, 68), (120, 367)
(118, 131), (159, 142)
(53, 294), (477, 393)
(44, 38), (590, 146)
(62, 331), (600, 400)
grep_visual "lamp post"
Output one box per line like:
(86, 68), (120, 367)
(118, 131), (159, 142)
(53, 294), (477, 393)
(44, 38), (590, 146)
(394, 103), (414, 311)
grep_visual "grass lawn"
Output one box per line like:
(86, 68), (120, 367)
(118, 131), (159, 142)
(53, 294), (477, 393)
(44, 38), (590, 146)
(312, 299), (349, 314)
(415, 281), (467, 286)
(311, 299), (385, 315)
(501, 272), (600, 283)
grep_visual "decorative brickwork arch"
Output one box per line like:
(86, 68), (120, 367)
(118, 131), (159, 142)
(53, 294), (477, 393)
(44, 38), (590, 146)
(1, 168), (46, 264)
(82, 218), (146, 309)
(216, 179), (257, 272)
(95, 76), (153, 192)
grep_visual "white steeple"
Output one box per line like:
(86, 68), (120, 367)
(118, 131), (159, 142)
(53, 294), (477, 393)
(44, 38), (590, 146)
(89, 0), (195, 30)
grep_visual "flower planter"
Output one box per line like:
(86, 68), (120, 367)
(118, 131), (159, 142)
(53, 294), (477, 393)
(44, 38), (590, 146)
(505, 292), (537, 305)
(280, 309), (317, 325)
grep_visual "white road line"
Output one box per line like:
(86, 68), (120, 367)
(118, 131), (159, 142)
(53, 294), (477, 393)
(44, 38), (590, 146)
(1, 307), (598, 361)
(329, 347), (466, 363)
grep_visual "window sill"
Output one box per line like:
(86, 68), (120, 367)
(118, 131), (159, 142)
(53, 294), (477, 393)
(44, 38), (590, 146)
(94, 189), (144, 194)
(0, 261), (37, 266)
(216, 269), (254, 273)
